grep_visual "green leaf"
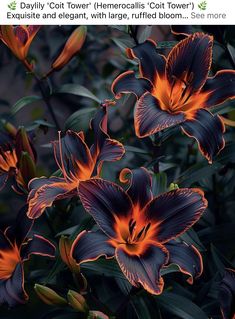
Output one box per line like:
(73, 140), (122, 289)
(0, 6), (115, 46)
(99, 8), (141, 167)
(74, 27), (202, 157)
(65, 107), (97, 132)
(180, 228), (206, 251)
(156, 41), (178, 49)
(131, 297), (152, 319)
(125, 145), (150, 155)
(210, 244), (234, 272)
(156, 292), (209, 319)
(11, 96), (41, 115)
(26, 119), (55, 131)
(55, 84), (101, 103)
(216, 141), (235, 163)
(81, 258), (127, 281)
(152, 172), (167, 196)
(177, 162), (222, 187)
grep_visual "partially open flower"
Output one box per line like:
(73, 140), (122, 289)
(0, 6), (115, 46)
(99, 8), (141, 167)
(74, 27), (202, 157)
(0, 25), (40, 62)
(0, 126), (36, 193)
(71, 168), (207, 295)
(27, 106), (125, 219)
(51, 26), (87, 71)
(59, 236), (80, 273)
(0, 207), (55, 307)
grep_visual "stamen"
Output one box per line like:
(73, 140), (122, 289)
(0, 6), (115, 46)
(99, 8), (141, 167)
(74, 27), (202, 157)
(136, 226), (146, 239)
(129, 219), (136, 235)
(145, 222), (151, 234)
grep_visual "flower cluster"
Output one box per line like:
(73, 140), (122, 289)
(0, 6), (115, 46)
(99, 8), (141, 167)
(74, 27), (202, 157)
(0, 25), (235, 319)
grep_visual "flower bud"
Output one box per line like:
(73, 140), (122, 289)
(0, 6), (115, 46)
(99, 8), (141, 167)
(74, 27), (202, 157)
(67, 290), (88, 313)
(18, 152), (36, 188)
(88, 311), (110, 319)
(15, 127), (36, 163)
(34, 284), (67, 306)
(59, 235), (80, 274)
(52, 26), (87, 71)
(169, 183), (179, 191)
(2, 121), (17, 137)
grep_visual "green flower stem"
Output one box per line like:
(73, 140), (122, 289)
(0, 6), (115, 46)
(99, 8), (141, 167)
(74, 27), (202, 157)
(23, 60), (61, 131)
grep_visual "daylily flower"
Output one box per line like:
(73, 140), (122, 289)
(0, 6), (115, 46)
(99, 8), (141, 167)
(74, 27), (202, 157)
(0, 127), (36, 193)
(0, 207), (55, 307)
(0, 25), (41, 61)
(219, 268), (235, 319)
(71, 168), (207, 295)
(112, 32), (235, 163)
(27, 106), (125, 219)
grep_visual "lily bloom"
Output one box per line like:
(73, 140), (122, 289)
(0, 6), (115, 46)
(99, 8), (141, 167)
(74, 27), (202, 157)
(112, 32), (235, 163)
(0, 127), (36, 193)
(27, 106), (125, 219)
(0, 25), (41, 61)
(0, 207), (55, 307)
(219, 268), (235, 319)
(71, 168), (207, 295)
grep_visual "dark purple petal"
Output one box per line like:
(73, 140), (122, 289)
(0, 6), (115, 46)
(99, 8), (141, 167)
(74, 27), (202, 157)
(21, 234), (56, 261)
(165, 240), (203, 283)
(115, 243), (168, 295)
(219, 268), (235, 319)
(0, 263), (28, 307)
(90, 107), (125, 174)
(144, 188), (207, 243)
(166, 33), (213, 93)
(72, 230), (115, 264)
(112, 71), (152, 99)
(14, 26), (28, 45)
(53, 130), (93, 181)
(135, 93), (185, 137)
(181, 109), (225, 163)
(119, 167), (152, 209)
(5, 206), (33, 247)
(27, 177), (74, 219)
(201, 70), (235, 107)
(27, 25), (41, 37)
(171, 26), (192, 38)
(126, 39), (166, 84)
(78, 179), (133, 239)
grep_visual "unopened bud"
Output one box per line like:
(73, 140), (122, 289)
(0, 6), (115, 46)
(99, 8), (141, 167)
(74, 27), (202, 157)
(67, 290), (88, 313)
(169, 183), (179, 191)
(2, 121), (17, 137)
(18, 152), (36, 188)
(52, 26), (87, 71)
(88, 311), (110, 319)
(34, 284), (67, 306)
(15, 127), (36, 163)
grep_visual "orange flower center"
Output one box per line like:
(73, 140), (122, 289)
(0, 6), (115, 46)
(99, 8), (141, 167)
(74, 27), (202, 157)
(125, 218), (151, 244)
(0, 149), (17, 172)
(0, 243), (21, 280)
(111, 212), (155, 255)
(152, 73), (209, 118)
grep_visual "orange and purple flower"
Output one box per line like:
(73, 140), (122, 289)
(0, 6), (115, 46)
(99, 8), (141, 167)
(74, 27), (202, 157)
(0, 25), (41, 62)
(219, 268), (235, 319)
(71, 167), (207, 295)
(112, 32), (235, 163)
(27, 106), (125, 219)
(0, 207), (55, 307)
(0, 127), (36, 193)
